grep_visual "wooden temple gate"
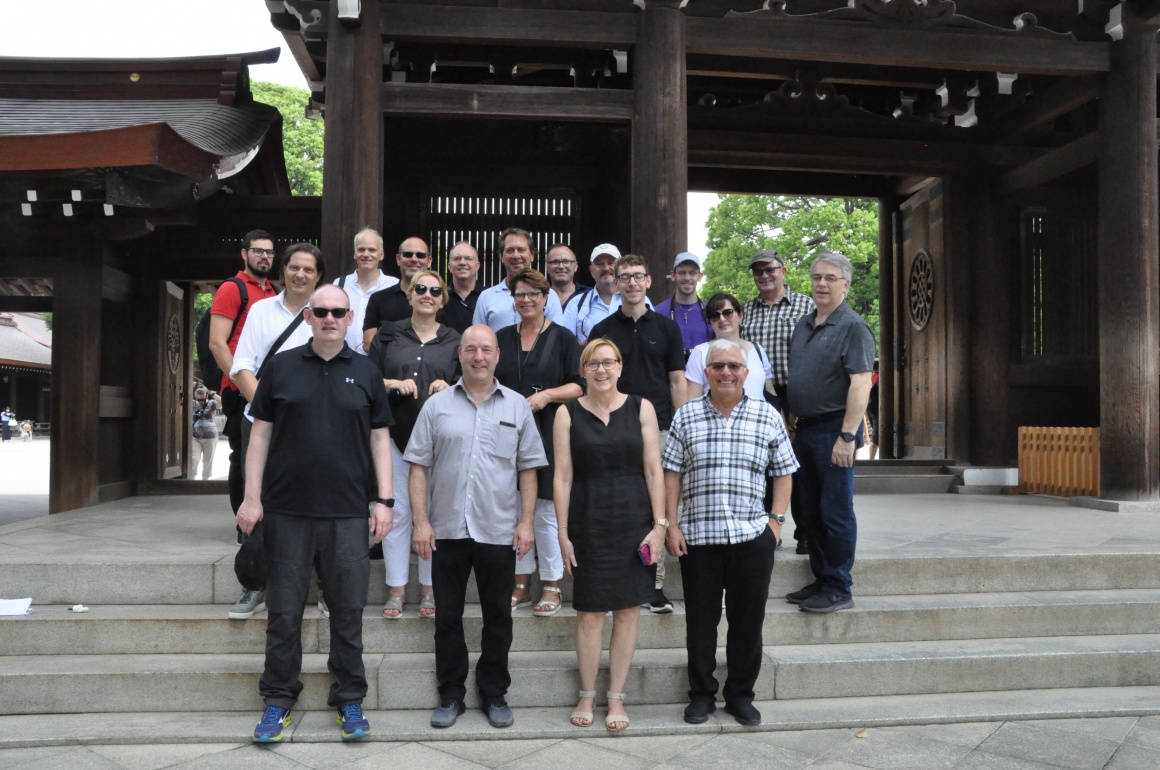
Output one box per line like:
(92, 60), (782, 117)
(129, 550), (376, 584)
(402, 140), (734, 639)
(4, 0), (1160, 509)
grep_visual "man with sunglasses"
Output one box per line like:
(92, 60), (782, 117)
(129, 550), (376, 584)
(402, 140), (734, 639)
(362, 236), (433, 350)
(473, 227), (563, 331)
(663, 338), (797, 726)
(740, 249), (815, 554)
(589, 254), (687, 613)
(785, 252), (874, 614)
(239, 285), (394, 743)
(228, 243), (326, 620)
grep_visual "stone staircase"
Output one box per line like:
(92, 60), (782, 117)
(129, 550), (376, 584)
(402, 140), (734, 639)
(4, 547), (1160, 727)
(854, 460), (959, 493)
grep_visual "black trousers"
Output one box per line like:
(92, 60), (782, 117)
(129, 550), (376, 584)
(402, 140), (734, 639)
(679, 527), (776, 705)
(222, 389), (245, 515)
(260, 513), (370, 710)
(431, 538), (515, 704)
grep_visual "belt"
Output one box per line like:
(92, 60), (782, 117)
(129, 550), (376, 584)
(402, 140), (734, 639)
(795, 410), (845, 428)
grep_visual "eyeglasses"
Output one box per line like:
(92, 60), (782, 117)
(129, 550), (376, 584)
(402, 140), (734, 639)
(248, 248), (275, 257)
(513, 291), (545, 301)
(707, 308), (737, 322)
(707, 361), (746, 372)
(811, 273), (844, 284)
(400, 250), (429, 259)
(413, 284), (444, 297)
(449, 255), (477, 263)
(751, 265), (783, 277)
(547, 260), (576, 267)
(310, 307), (349, 319)
(584, 359), (621, 371)
(616, 273), (648, 284)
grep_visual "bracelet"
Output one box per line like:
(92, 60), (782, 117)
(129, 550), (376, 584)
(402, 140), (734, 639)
(559, 526), (567, 529)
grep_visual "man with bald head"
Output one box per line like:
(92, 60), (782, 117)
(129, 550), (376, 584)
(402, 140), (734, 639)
(405, 324), (547, 730)
(239, 284), (395, 743)
(362, 235), (433, 350)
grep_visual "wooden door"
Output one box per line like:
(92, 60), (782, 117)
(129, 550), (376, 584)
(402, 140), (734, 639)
(898, 183), (948, 459)
(158, 282), (184, 479)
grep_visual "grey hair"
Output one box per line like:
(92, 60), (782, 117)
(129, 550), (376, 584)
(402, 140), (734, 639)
(194, 386), (209, 398)
(352, 227), (385, 251)
(705, 337), (745, 366)
(810, 251), (853, 283)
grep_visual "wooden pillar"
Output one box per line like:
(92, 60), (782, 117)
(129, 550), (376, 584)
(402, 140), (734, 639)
(943, 178), (972, 464)
(631, 0), (687, 294)
(1097, 19), (1160, 499)
(321, 0), (384, 265)
(49, 242), (101, 513)
(877, 196), (897, 458)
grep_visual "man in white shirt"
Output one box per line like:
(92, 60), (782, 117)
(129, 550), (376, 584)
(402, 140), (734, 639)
(334, 228), (398, 354)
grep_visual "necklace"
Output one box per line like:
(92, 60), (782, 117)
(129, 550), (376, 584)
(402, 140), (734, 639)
(516, 318), (547, 389)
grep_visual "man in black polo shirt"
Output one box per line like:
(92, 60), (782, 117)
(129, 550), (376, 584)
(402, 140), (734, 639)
(785, 252), (874, 614)
(362, 235), (433, 349)
(238, 284), (395, 744)
(589, 253), (687, 612)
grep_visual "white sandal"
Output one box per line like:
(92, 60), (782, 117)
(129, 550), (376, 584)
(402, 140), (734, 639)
(511, 581), (532, 610)
(570, 689), (596, 727)
(605, 691), (629, 732)
(532, 585), (562, 617)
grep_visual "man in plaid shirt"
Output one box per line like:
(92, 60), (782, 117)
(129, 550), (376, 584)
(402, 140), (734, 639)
(740, 248), (815, 553)
(662, 338), (798, 728)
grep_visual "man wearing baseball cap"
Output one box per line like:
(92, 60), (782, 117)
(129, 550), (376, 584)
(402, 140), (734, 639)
(655, 252), (713, 360)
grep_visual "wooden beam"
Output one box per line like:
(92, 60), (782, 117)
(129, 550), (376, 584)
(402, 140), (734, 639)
(379, 5), (637, 49)
(380, 82), (634, 121)
(0, 125), (216, 179)
(686, 17), (1111, 76)
(689, 130), (1040, 177)
(980, 76), (1103, 144)
(997, 132), (1099, 196)
(688, 167), (893, 198)
(0, 296), (52, 312)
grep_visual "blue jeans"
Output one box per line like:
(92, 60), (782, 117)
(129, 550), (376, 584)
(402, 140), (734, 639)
(792, 419), (859, 597)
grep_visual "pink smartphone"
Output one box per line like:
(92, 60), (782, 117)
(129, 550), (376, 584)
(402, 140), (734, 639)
(639, 544), (651, 565)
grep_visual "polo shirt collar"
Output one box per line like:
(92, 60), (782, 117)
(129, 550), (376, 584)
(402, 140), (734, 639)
(807, 301), (850, 329)
(302, 340), (354, 360)
(614, 306), (653, 323)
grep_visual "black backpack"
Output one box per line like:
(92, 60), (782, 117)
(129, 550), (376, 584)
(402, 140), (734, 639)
(195, 277), (248, 388)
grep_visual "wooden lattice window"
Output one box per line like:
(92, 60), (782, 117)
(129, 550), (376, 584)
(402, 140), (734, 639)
(1020, 207), (1098, 362)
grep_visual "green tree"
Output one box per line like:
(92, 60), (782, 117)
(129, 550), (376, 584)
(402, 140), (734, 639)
(701, 195), (880, 336)
(252, 81), (324, 196)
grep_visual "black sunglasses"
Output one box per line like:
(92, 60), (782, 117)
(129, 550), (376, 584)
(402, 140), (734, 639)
(310, 307), (349, 319)
(413, 284), (444, 297)
(707, 307), (737, 321)
(400, 250), (429, 259)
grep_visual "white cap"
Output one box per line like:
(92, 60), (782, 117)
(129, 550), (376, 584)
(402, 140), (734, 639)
(673, 252), (703, 270)
(590, 243), (622, 261)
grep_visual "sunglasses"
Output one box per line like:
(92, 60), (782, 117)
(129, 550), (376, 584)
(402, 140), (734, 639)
(707, 308), (737, 321)
(751, 265), (783, 277)
(413, 284), (444, 297)
(707, 361), (745, 372)
(400, 250), (429, 259)
(310, 307), (349, 319)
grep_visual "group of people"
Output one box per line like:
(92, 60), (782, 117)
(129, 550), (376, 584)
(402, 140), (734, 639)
(204, 226), (874, 743)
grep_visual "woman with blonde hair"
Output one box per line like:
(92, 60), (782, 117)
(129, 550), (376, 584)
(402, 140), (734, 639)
(554, 337), (667, 732)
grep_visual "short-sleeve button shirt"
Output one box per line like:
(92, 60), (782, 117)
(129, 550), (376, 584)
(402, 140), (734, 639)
(249, 341), (394, 518)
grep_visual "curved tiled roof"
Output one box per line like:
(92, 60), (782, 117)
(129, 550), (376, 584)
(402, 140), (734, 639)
(0, 99), (280, 158)
(0, 314), (51, 369)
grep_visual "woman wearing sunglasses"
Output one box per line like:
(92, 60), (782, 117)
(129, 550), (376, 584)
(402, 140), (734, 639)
(685, 293), (774, 402)
(494, 268), (583, 618)
(368, 269), (461, 620)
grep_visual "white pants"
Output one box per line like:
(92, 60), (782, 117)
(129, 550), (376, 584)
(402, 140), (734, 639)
(191, 436), (217, 480)
(385, 441), (432, 588)
(515, 498), (564, 581)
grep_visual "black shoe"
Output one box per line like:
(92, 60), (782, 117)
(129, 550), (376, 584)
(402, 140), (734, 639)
(785, 583), (820, 604)
(483, 700), (514, 728)
(648, 588), (674, 614)
(723, 701), (761, 726)
(430, 699), (466, 728)
(684, 699), (716, 724)
(799, 592), (854, 613)
(795, 540), (809, 554)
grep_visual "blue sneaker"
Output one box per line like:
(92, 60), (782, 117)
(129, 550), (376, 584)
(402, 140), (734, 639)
(337, 703), (371, 740)
(253, 705), (291, 743)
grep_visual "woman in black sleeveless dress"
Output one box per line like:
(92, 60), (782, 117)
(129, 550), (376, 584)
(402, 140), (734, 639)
(553, 338), (667, 732)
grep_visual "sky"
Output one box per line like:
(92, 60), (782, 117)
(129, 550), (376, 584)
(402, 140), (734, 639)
(1, 0), (716, 255)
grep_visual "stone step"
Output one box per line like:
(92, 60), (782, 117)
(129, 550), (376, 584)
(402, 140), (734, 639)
(5, 685), (1160, 747)
(854, 475), (957, 494)
(8, 589), (1160, 655)
(10, 548), (1160, 605)
(854, 463), (950, 477)
(4, 634), (1160, 714)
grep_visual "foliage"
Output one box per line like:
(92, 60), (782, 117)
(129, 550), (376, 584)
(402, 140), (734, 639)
(42, 313), (51, 331)
(192, 293), (214, 364)
(252, 81), (324, 196)
(701, 195), (880, 336)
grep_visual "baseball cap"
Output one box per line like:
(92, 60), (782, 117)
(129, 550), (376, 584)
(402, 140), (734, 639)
(590, 243), (622, 261)
(749, 249), (784, 267)
(672, 252), (703, 270)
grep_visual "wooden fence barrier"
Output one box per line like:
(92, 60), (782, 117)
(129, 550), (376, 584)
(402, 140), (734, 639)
(1017, 426), (1100, 497)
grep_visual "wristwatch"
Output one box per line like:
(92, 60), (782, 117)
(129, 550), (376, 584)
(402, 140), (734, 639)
(839, 431), (857, 443)
(653, 519), (669, 529)
(774, 514), (786, 524)
(376, 497), (395, 507)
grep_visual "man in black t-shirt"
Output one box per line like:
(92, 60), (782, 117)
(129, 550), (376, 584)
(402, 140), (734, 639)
(238, 285), (394, 744)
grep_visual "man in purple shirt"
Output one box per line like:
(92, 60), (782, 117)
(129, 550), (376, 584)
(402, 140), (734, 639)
(654, 252), (713, 361)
